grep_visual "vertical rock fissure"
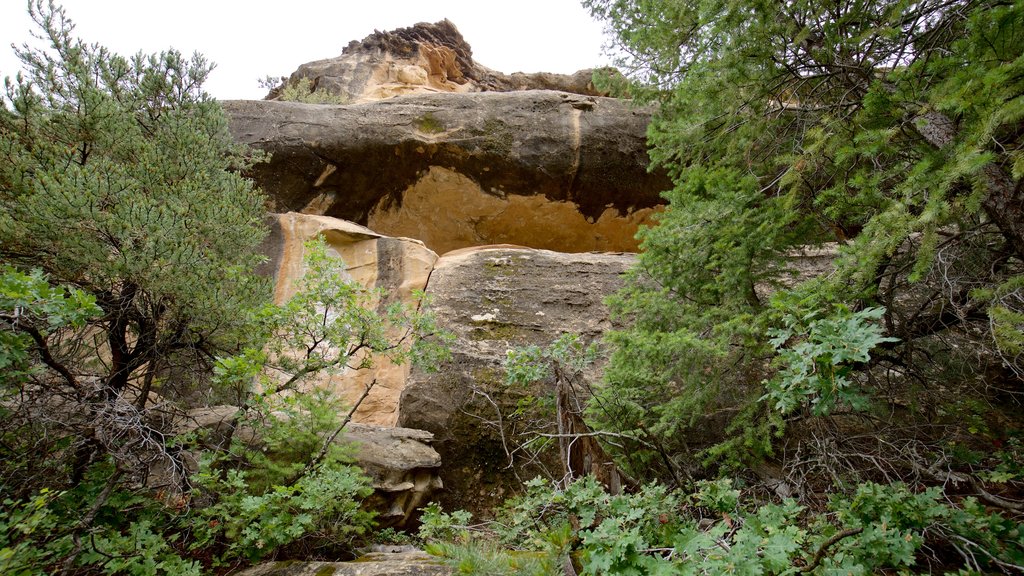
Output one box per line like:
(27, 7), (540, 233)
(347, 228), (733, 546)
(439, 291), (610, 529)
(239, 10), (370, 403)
(567, 107), (582, 201)
(374, 237), (405, 310)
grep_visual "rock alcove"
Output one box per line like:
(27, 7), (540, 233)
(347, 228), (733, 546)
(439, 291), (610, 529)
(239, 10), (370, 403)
(228, 19), (669, 526)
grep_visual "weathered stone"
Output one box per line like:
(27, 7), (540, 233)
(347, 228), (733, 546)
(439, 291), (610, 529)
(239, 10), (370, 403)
(397, 246), (636, 516)
(344, 423), (442, 525)
(266, 20), (612, 104)
(175, 408), (442, 526)
(237, 551), (451, 576)
(256, 212), (438, 426)
(224, 91), (669, 255)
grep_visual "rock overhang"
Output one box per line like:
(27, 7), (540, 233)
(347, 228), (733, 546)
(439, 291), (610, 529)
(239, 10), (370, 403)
(225, 91), (669, 255)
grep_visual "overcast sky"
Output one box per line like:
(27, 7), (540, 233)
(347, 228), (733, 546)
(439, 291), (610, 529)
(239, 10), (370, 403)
(0, 0), (612, 100)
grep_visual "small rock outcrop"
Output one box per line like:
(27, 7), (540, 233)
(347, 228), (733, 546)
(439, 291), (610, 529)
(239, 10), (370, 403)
(225, 92), (668, 255)
(397, 246), (635, 516)
(266, 20), (612, 104)
(345, 423), (442, 525)
(257, 212), (438, 426)
(175, 408), (442, 527)
(237, 550), (451, 575)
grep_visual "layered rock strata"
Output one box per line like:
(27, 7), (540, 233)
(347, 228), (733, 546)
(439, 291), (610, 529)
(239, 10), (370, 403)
(397, 246), (635, 517)
(225, 92), (668, 255)
(345, 423), (443, 525)
(266, 19), (612, 104)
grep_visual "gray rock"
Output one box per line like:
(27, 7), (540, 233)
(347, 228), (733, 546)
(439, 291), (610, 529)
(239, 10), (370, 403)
(345, 423), (442, 525)
(237, 551), (451, 576)
(397, 246), (635, 516)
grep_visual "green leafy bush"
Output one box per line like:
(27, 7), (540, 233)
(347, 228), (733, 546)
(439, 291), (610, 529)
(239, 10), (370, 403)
(763, 306), (897, 416)
(427, 478), (1024, 575)
(263, 76), (349, 105)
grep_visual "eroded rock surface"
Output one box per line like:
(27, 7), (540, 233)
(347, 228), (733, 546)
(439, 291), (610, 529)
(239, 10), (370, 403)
(345, 424), (442, 525)
(225, 92), (668, 255)
(266, 20), (611, 104)
(397, 246), (635, 516)
(257, 212), (438, 426)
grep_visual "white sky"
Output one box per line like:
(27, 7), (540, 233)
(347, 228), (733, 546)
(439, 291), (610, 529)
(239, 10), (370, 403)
(0, 0), (611, 100)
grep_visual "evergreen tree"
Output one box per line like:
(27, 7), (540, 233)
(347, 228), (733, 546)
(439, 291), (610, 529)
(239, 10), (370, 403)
(585, 0), (1024, 478)
(0, 0), (268, 494)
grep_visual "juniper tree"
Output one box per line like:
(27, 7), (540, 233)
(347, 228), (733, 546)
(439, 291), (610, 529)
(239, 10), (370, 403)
(585, 0), (1024, 477)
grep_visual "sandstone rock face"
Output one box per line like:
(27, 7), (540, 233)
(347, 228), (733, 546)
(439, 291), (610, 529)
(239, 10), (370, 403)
(267, 20), (611, 104)
(257, 212), (438, 426)
(225, 92), (668, 255)
(397, 246), (635, 517)
(237, 550), (451, 575)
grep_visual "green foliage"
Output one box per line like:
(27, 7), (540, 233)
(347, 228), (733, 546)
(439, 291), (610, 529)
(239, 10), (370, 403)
(189, 388), (374, 563)
(973, 274), (1024, 377)
(418, 503), (473, 543)
(263, 76), (349, 105)
(427, 478), (1024, 575)
(425, 541), (550, 576)
(371, 527), (415, 546)
(0, 266), (100, 383)
(0, 0), (270, 486)
(0, 464), (202, 576)
(505, 333), (599, 387)
(502, 332), (596, 450)
(191, 236), (450, 562)
(0, 2), (269, 356)
(0, 490), (64, 575)
(982, 438), (1024, 485)
(78, 521), (202, 576)
(192, 456), (372, 562)
(691, 478), (739, 514)
(586, 0), (1024, 482)
(763, 306), (897, 416)
(0, 5), (452, 572)
(0, 3), (275, 571)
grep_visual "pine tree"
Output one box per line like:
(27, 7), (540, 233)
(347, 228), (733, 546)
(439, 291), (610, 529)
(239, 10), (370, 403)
(0, 1), (269, 491)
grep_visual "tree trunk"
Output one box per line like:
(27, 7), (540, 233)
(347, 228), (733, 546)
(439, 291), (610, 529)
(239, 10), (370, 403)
(914, 109), (1024, 260)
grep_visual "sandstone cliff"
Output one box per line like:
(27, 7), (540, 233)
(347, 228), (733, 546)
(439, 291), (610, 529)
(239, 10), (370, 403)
(265, 20), (613, 104)
(257, 212), (437, 426)
(397, 246), (635, 516)
(230, 20), (670, 526)
(256, 213), (636, 519)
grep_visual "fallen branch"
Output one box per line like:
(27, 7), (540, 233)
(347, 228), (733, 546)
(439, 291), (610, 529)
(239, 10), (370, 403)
(800, 527), (864, 573)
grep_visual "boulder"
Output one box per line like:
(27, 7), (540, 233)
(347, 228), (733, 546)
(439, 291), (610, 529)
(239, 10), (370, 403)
(397, 246), (635, 516)
(256, 212), (438, 426)
(175, 409), (442, 527)
(225, 92), (668, 255)
(265, 20), (612, 104)
(344, 423), (442, 525)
